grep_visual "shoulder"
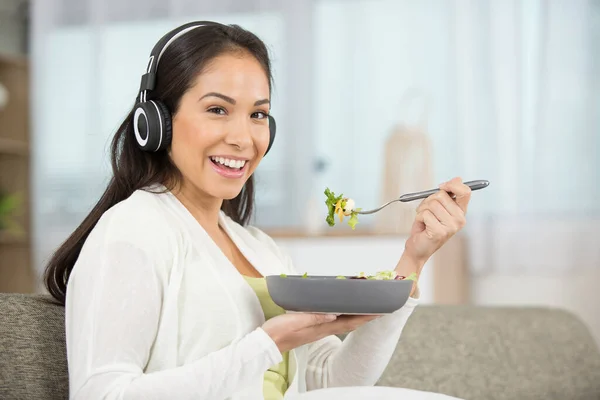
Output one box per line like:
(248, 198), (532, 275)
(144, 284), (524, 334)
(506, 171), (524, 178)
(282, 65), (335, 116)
(69, 188), (182, 291)
(89, 188), (181, 256)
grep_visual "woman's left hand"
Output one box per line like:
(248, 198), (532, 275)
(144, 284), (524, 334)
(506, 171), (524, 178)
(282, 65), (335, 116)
(404, 177), (472, 265)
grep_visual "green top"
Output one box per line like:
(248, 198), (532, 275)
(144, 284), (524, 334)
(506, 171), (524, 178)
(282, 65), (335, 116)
(243, 276), (290, 399)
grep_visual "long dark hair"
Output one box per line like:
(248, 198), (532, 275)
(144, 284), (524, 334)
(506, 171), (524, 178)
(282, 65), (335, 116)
(44, 23), (273, 305)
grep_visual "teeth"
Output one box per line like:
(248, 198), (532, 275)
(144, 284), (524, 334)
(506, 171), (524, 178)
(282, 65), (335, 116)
(211, 156), (246, 169)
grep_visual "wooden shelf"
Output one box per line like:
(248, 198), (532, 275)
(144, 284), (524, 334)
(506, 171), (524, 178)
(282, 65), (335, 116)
(0, 54), (33, 293)
(0, 231), (27, 245)
(0, 54), (28, 68)
(0, 138), (28, 156)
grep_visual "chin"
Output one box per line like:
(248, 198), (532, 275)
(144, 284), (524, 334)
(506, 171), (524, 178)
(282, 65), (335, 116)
(211, 182), (247, 201)
(220, 189), (244, 201)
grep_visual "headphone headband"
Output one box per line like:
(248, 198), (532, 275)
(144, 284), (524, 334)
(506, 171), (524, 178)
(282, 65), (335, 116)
(137, 21), (222, 103)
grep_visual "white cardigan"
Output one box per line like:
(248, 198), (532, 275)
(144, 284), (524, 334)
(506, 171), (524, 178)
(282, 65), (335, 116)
(65, 187), (418, 400)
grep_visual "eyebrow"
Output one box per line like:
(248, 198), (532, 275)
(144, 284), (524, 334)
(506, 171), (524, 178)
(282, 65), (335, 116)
(199, 92), (270, 107)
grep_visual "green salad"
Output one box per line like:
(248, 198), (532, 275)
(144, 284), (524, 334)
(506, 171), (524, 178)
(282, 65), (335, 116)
(324, 188), (361, 229)
(280, 270), (418, 281)
(340, 271), (418, 281)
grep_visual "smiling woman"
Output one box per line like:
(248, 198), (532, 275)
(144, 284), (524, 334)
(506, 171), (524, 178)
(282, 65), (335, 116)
(44, 21), (276, 298)
(40, 20), (468, 400)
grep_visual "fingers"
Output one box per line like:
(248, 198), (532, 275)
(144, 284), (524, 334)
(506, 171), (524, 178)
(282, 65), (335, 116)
(284, 313), (337, 331)
(433, 190), (465, 220)
(295, 313), (379, 331)
(308, 313), (338, 326)
(417, 196), (452, 225)
(326, 315), (381, 334)
(415, 209), (446, 239)
(416, 177), (469, 230)
(269, 312), (381, 352)
(439, 177), (471, 214)
(310, 314), (381, 336)
(417, 193), (465, 231)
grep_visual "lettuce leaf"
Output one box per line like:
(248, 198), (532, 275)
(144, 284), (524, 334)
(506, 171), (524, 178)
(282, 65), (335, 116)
(404, 272), (418, 282)
(324, 187), (344, 227)
(348, 209), (361, 230)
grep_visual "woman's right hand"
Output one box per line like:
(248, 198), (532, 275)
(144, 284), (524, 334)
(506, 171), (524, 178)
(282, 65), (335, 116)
(261, 313), (381, 353)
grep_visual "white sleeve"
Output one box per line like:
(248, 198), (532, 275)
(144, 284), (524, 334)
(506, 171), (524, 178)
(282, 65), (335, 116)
(304, 298), (418, 389)
(245, 226), (419, 390)
(66, 237), (281, 400)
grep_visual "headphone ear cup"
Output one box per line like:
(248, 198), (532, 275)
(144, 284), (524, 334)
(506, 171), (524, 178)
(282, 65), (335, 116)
(265, 115), (276, 156)
(152, 100), (172, 151)
(132, 100), (172, 152)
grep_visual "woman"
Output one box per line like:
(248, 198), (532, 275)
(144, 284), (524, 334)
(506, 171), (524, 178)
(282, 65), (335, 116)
(44, 21), (471, 400)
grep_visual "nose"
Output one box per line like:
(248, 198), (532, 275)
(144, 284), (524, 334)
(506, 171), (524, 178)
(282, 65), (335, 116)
(224, 116), (253, 150)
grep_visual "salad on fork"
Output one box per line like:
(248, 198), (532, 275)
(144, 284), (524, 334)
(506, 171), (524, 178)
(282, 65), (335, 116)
(324, 188), (360, 229)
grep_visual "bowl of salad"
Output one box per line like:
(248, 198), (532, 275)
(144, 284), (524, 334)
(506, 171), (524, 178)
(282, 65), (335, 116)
(266, 270), (416, 314)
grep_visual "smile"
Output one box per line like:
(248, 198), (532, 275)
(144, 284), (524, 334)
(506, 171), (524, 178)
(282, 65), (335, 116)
(209, 156), (249, 179)
(210, 156), (247, 170)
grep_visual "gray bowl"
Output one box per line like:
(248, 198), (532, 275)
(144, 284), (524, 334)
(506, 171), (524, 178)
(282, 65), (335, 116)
(265, 275), (413, 314)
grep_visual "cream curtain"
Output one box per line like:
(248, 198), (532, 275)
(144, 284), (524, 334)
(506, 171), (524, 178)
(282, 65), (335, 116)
(311, 0), (600, 274)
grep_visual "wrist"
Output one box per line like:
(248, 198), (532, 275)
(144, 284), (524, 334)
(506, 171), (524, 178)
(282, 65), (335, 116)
(395, 249), (427, 278)
(261, 325), (283, 353)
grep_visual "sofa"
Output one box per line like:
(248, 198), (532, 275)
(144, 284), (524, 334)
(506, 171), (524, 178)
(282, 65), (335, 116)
(1, 293), (600, 400)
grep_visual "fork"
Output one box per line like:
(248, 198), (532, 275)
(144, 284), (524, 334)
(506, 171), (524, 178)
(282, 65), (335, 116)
(355, 180), (490, 215)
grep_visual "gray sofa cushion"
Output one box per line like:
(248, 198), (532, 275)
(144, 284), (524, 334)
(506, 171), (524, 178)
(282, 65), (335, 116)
(378, 305), (600, 400)
(2, 293), (600, 400)
(0, 293), (68, 400)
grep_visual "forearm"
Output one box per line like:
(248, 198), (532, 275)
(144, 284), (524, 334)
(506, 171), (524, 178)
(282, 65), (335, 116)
(306, 298), (418, 389)
(316, 250), (423, 387)
(299, 239), (425, 390)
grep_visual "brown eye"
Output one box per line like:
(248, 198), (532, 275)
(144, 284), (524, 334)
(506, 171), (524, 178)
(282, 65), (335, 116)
(252, 111), (268, 119)
(208, 107), (227, 115)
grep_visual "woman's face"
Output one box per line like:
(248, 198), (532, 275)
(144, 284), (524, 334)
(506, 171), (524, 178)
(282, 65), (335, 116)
(170, 52), (271, 202)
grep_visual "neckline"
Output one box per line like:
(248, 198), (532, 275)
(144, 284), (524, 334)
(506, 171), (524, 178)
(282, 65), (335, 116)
(155, 185), (277, 278)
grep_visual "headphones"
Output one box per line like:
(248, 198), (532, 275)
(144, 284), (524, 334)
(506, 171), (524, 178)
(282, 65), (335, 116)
(132, 21), (277, 155)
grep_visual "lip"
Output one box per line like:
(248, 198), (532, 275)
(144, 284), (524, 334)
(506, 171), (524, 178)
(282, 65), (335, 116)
(209, 157), (248, 179)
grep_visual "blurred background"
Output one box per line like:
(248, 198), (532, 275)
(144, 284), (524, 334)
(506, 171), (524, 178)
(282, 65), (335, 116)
(0, 0), (598, 345)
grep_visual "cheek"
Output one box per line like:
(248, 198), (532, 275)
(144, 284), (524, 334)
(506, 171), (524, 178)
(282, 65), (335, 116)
(253, 128), (271, 155)
(171, 119), (211, 168)
(174, 113), (221, 148)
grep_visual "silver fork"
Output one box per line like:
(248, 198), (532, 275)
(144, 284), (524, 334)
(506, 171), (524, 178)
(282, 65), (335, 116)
(356, 180), (490, 215)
